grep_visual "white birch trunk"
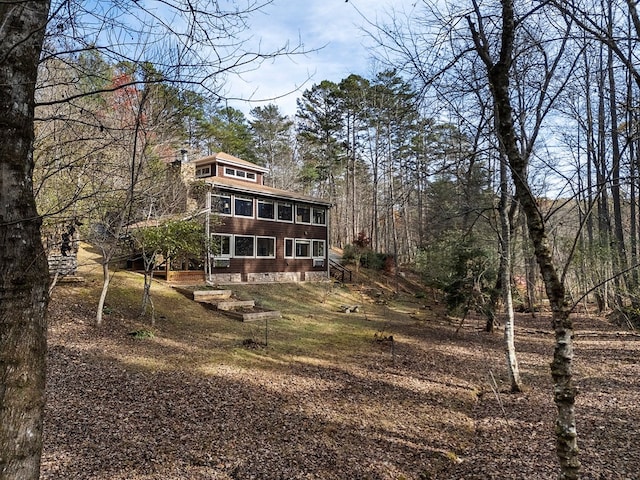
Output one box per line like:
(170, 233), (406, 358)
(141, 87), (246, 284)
(499, 155), (522, 392)
(96, 261), (111, 326)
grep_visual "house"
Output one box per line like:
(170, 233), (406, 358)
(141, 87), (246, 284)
(193, 152), (332, 284)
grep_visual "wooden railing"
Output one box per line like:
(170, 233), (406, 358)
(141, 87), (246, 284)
(329, 258), (352, 283)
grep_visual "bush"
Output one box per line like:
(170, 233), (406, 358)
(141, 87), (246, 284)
(342, 241), (391, 271)
(129, 329), (155, 339)
(361, 251), (387, 270)
(342, 244), (357, 263)
(416, 234), (497, 315)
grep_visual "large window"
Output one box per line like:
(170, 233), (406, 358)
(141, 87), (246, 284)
(234, 196), (253, 217)
(278, 202), (293, 222)
(295, 239), (311, 258)
(313, 208), (326, 225)
(257, 199), (275, 220)
(312, 240), (325, 258)
(256, 237), (276, 257)
(212, 194), (231, 215)
(296, 205), (311, 224)
(211, 234), (232, 257)
(234, 236), (254, 257)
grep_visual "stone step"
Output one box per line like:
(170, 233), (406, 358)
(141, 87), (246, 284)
(222, 309), (282, 322)
(216, 300), (255, 311)
(192, 289), (233, 302)
(241, 310), (282, 322)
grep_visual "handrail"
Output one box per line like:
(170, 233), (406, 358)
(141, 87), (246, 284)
(329, 258), (352, 283)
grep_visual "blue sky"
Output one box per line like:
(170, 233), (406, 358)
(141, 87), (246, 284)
(226, 0), (415, 117)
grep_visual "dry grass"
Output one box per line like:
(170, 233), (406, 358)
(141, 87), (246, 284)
(42, 248), (640, 479)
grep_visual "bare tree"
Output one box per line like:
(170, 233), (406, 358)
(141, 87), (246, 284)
(2, 0), (304, 476)
(0, 1), (51, 477)
(497, 151), (522, 392)
(467, 1), (580, 476)
(366, 1), (582, 476)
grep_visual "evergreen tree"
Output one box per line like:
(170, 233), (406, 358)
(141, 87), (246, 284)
(249, 104), (296, 189)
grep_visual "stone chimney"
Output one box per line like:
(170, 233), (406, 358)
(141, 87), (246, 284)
(179, 149), (195, 183)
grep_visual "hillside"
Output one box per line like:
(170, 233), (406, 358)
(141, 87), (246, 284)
(41, 249), (640, 479)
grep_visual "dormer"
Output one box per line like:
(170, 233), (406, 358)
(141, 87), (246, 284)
(192, 152), (269, 185)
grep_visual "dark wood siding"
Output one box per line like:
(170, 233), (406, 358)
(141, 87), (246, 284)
(209, 184), (329, 280)
(216, 216), (326, 239)
(211, 214), (328, 275)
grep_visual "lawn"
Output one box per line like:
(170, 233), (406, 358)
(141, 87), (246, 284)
(41, 249), (640, 479)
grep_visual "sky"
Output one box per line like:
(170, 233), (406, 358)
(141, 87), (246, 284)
(226, 0), (416, 117)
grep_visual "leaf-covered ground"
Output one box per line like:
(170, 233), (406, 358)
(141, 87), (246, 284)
(42, 259), (640, 479)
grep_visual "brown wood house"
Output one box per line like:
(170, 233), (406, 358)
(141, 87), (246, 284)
(194, 152), (332, 284)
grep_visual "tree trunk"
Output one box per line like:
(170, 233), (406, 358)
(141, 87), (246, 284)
(96, 261), (111, 326)
(498, 154), (522, 392)
(141, 254), (156, 326)
(468, 1), (580, 476)
(0, 1), (51, 477)
(606, 6), (631, 300)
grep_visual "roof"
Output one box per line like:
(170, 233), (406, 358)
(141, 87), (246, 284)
(193, 152), (269, 174)
(206, 176), (332, 207)
(127, 210), (208, 230)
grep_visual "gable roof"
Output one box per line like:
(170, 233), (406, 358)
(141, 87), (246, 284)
(193, 152), (269, 174)
(206, 176), (332, 207)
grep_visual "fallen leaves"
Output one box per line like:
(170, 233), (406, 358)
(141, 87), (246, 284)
(42, 286), (640, 479)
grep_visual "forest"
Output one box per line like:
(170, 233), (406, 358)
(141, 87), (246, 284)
(2, 0), (640, 479)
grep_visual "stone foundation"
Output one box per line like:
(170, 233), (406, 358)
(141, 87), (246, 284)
(48, 254), (77, 276)
(208, 273), (243, 284)
(247, 272), (302, 283)
(209, 271), (329, 284)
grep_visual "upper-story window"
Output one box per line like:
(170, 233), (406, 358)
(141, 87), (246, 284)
(257, 199), (274, 220)
(196, 165), (212, 178)
(223, 166), (257, 182)
(313, 208), (326, 225)
(212, 194), (231, 215)
(296, 205), (311, 224)
(277, 202), (293, 222)
(234, 196), (254, 217)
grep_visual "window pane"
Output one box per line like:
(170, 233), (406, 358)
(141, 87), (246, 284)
(313, 208), (326, 225)
(212, 195), (231, 215)
(256, 237), (275, 257)
(278, 203), (293, 221)
(285, 239), (293, 257)
(235, 197), (253, 216)
(258, 200), (274, 219)
(234, 236), (254, 256)
(295, 240), (310, 257)
(312, 240), (325, 257)
(212, 235), (231, 256)
(296, 205), (311, 223)
(196, 166), (211, 178)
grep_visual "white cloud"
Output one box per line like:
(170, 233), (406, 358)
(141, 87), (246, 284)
(225, 0), (415, 118)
